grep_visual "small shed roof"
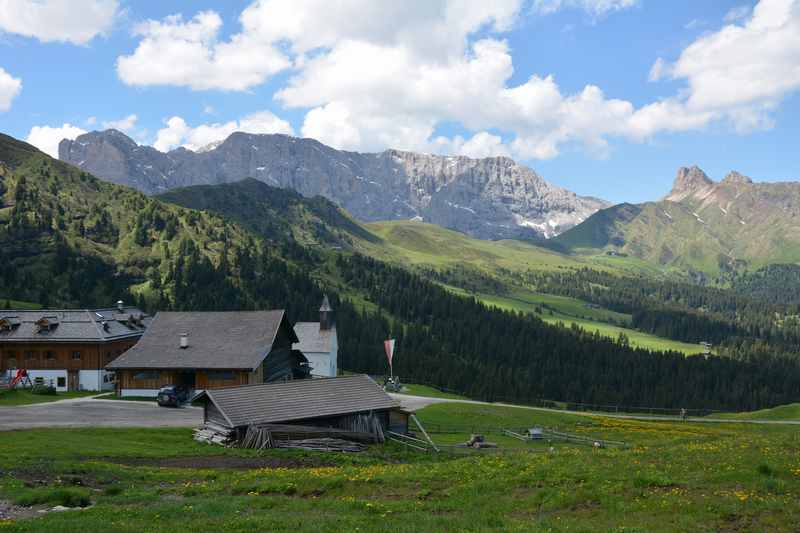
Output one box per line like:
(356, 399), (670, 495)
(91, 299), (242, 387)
(195, 374), (399, 428)
(107, 310), (296, 371)
(293, 322), (335, 353)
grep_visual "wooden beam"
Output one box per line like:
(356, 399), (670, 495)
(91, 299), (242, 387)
(410, 413), (439, 452)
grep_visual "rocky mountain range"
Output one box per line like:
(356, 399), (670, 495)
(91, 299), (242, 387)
(58, 130), (608, 240)
(555, 165), (800, 275)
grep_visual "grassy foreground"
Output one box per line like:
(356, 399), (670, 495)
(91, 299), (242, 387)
(1, 403), (799, 531)
(0, 390), (98, 407)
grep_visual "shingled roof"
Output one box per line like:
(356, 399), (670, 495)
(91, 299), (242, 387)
(194, 375), (400, 428)
(0, 307), (149, 343)
(106, 311), (296, 371)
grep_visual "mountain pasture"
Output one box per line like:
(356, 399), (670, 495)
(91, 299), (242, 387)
(0, 402), (798, 531)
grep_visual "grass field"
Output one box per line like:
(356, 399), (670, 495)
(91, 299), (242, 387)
(0, 402), (798, 531)
(0, 390), (98, 407)
(715, 403), (800, 421)
(361, 220), (584, 274)
(398, 384), (467, 400)
(452, 286), (704, 355)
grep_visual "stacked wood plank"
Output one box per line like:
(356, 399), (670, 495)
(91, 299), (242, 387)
(239, 424), (377, 451)
(193, 422), (236, 446)
(194, 420), (383, 452)
(273, 438), (366, 453)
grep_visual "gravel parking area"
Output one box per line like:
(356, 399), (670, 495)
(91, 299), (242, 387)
(0, 398), (202, 431)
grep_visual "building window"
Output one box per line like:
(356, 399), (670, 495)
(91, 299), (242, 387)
(45, 351), (56, 360)
(133, 371), (160, 381)
(57, 377), (66, 388)
(207, 370), (235, 381)
(25, 351), (38, 361)
(71, 351), (81, 360)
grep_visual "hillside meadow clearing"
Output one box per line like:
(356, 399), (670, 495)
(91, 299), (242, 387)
(0, 402), (798, 531)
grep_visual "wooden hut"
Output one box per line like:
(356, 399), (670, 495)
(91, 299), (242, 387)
(193, 374), (409, 448)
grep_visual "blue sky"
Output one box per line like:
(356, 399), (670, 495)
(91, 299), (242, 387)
(1, 0), (799, 203)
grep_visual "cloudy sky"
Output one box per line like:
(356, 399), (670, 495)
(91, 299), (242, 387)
(1, 0), (799, 202)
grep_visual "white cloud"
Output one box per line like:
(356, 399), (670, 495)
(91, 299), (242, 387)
(102, 113), (137, 132)
(0, 0), (118, 45)
(531, 0), (638, 17)
(724, 4), (752, 22)
(121, 0), (800, 161)
(86, 116), (97, 126)
(116, 10), (290, 91)
(153, 110), (294, 152)
(684, 18), (704, 30)
(647, 57), (667, 82)
(434, 132), (512, 159)
(650, 0), (800, 133)
(0, 66), (21, 111)
(26, 123), (87, 157)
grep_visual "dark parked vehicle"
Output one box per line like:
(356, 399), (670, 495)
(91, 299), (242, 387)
(157, 385), (191, 407)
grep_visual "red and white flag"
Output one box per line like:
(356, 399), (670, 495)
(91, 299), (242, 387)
(384, 339), (395, 366)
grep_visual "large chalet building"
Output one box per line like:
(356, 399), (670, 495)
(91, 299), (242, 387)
(0, 303), (149, 391)
(106, 310), (310, 397)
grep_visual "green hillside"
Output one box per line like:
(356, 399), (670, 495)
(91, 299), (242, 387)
(157, 178), (379, 250)
(0, 134), (323, 314)
(555, 171), (800, 277)
(158, 182), (695, 353)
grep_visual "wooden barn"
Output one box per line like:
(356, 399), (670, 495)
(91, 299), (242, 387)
(106, 311), (309, 397)
(0, 303), (149, 391)
(193, 375), (409, 448)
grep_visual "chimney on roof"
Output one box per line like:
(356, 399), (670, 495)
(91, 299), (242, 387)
(319, 295), (333, 331)
(180, 333), (189, 349)
(117, 300), (124, 312)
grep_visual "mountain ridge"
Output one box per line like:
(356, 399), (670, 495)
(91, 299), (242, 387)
(58, 129), (609, 241)
(557, 165), (800, 275)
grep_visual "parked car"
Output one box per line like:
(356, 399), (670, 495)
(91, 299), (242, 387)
(156, 385), (191, 407)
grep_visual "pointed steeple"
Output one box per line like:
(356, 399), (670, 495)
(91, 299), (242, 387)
(319, 295), (333, 331)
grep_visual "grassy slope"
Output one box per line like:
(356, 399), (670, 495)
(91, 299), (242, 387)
(397, 384), (467, 400)
(555, 182), (800, 276)
(360, 220), (698, 353)
(716, 403), (800, 421)
(448, 286), (703, 355)
(1, 403), (798, 531)
(362, 220), (596, 273)
(0, 135), (258, 307)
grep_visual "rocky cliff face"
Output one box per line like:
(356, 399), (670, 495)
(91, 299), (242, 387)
(59, 130), (608, 240)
